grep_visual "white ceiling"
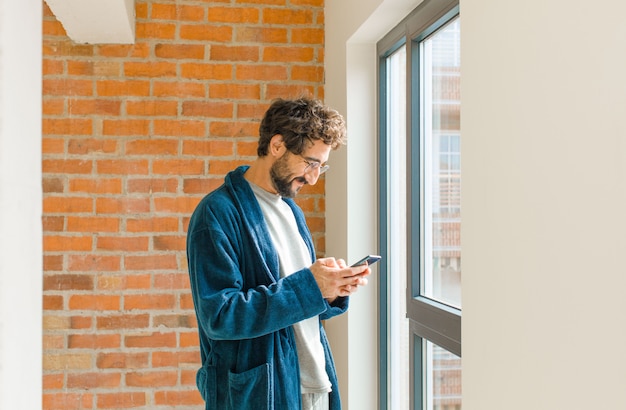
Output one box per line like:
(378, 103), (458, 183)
(44, 0), (135, 44)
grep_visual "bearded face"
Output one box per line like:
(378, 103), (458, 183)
(269, 152), (308, 198)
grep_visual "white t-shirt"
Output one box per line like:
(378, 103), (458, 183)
(249, 181), (331, 394)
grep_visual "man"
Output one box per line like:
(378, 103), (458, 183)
(186, 97), (370, 410)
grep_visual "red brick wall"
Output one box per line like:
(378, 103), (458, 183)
(42, 0), (326, 408)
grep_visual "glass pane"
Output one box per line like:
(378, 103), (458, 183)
(386, 44), (410, 410)
(425, 341), (462, 410)
(420, 16), (462, 309)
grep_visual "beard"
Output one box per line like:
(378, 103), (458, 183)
(270, 154), (307, 198)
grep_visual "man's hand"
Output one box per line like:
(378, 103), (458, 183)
(309, 257), (371, 301)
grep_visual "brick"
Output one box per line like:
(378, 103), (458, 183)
(292, 28), (324, 44)
(208, 7), (260, 23)
(43, 254), (64, 271)
(68, 60), (121, 77)
(136, 22), (176, 39)
(69, 294), (121, 310)
(263, 46), (315, 62)
(67, 216), (119, 232)
(42, 98), (65, 115)
(292, 0), (324, 5)
(69, 178), (122, 194)
(124, 61), (177, 78)
(153, 197), (203, 214)
(127, 178), (179, 194)
(292, 65), (324, 82)
(67, 254), (121, 271)
(43, 353), (92, 371)
(209, 121), (258, 138)
(180, 24), (232, 42)
(96, 236), (150, 252)
(43, 178), (65, 193)
(154, 390), (203, 406)
(126, 217), (179, 233)
(42, 58), (64, 75)
(42, 138), (65, 155)
(125, 332), (177, 348)
(151, 3), (177, 20)
(154, 80), (206, 98)
(97, 314), (150, 330)
(236, 64), (288, 81)
(43, 373), (65, 390)
(102, 119), (151, 136)
(265, 84), (315, 100)
(124, 294), (176, 310)
(42, 40), (94, 57)
(236, 26), (288, 43)
(153, 119), (206, 137)
(180, 294), (195, 310)
(97, 274), (152, 291)
(181, 101), (234, 118)
(44, 235), (93, 252)
(43, 118), (93, 135)
(153, 235), (186, 251)
(126, 371), (178, 387)
(125, 255), (179, 271)
(71, 316), (93, 329)
(96, 352), (150, 369)
(154, 314), (196, 329)
(125, 100), (178, 116)
(43, 196), (93, 213)
(43, 78), (93, 96)
(181, 369), (198, 385)
(209, 83), (260, 100)
(125, 139), (179, 155)
(152, 351), (200, 367)
(96, 80), (150, 97)
(95, 197), (151, 214)
(180, 332), (200, 348)
(236, 140), (258, 156)
(44, 274), (94, 291)
(154, 273), (191, 290)
(43, 216), (65, 232)
(67, 372), (121, 389)
(96, 392), (146, 409)
(263, 9), (313, 25)
(207, 159), (249, 175)
(69, 334), (121, 349)
(43, 159), (93, 175)
(155, 43), (205, 60)
(42, 393), (93, 410)
(96, 159), (150, 175)
(153, 159), (205, 175)
(182, 178), (223, 194)
(182, 140), (234, 156)
(180, 62), (233, 80)
(43, 295), (64, 310)
(67, 138), (118, 155)
(210, 45), (259, 62)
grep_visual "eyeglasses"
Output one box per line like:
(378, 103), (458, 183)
(300, 156), (330, 175)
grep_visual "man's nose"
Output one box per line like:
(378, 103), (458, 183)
(304, 169), (320, 185)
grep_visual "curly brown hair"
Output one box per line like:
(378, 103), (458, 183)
(257, 97), (347, 157)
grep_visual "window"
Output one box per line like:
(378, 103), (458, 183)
(378, 0), (461, 408)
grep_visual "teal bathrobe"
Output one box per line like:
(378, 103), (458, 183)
(187, 166), (348, 409)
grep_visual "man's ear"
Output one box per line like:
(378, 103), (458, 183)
(270, 134), (285, 157)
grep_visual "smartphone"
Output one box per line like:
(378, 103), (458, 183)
(351, 254), (381, 267)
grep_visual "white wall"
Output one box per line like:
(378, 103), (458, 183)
(326, 0), (626, 409)
(462, 1), (626, 409)
(0, 0), (43, 408)
(325, 1), (423, 408)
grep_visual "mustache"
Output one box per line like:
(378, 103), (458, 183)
(294, 176), (307, 184)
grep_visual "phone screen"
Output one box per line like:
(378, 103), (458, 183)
(351, 254), (381, 267)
